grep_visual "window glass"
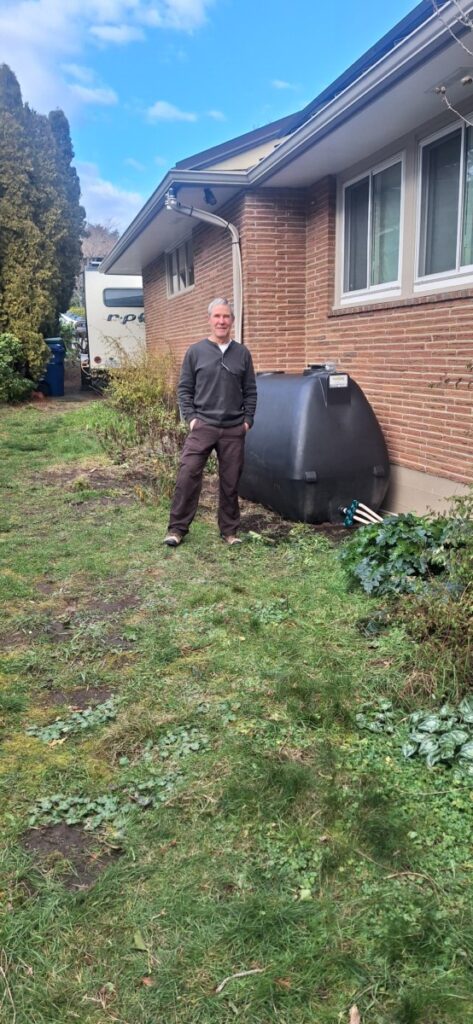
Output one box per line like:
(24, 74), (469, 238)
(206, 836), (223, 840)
(461, 126), (473, 267)
(178, 247), (187, 290)
(344, 177), (369, 292)
(186, 242), (195, 287)
(371, 162), (401, 285)
(420, 130), (461, 276)
(167, 240), (194, 295)
(103, 288), (143, 308)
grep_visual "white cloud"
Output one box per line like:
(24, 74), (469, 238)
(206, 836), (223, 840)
(78, 161), (144, 232)
(148, 99), (197, 121)
(271, 79), (298, 90)
(207, 109), (225, 121)
(69, 83), (118, 104)
(62, 63), (95, 84)
(154, 155), (168, 166)
(0, 0), (215, 112)
(125, 157), (146, 170)
(139, 0), (213, 30)
(90, 23), (144, 43)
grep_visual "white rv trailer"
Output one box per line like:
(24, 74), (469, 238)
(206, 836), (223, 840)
(81, 262), (145, 386)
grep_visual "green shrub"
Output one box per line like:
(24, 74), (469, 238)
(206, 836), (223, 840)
(95, 348), (186, 497)
(0, 332), (33, 402)
(342, 499), (473, 699)
(340, 512), (460, 596)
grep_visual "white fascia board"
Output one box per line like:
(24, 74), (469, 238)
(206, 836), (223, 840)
(248, 0), (473, 185)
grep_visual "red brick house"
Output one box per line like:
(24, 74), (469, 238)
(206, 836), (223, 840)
(101, 0), (473, 513)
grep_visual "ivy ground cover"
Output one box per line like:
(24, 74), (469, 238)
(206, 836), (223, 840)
(1, 400), (473, 1024)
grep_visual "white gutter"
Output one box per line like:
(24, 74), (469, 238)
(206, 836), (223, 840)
(248, 0), (473, 184)
(164, 190), (243, 345)
(102, 1), (473, 275)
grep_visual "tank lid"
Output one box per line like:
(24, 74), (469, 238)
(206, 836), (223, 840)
(256, 370), (285, 376)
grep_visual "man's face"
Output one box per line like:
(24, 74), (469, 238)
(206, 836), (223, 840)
(208, 304), (233, 344)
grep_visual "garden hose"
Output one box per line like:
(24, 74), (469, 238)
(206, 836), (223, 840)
(340, 499), (383, 528)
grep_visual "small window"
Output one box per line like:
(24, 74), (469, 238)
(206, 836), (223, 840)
(103, 288), (143, 308)
(418, 124), (473, 277)
(166, 240), (194, 296)
(343, 159), (402, 294)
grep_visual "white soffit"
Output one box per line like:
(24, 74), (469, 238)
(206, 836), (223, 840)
(104, 183), (242, 275)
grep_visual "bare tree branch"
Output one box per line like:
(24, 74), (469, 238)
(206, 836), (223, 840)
(431, 0), (473, 59)
(436, 83), (473, 126)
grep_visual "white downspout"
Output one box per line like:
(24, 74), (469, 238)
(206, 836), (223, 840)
(164, 190), (243, 344)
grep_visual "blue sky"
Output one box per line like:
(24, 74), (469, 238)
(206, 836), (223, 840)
(0, 0), (417, 232)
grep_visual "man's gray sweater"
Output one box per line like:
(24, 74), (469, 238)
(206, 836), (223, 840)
(177, 338), (257, 428)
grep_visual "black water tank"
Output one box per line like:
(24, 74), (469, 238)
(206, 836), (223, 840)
(239, 366), (389, 523)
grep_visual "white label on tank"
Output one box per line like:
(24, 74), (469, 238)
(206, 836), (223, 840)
(328, 374), (348, 389)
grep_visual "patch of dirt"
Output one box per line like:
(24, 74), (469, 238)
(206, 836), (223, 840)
(239, 509), (294, 541)
(107, 633), (138, 651)
(23, 824), (120, 890)
(43, 620), (73, 642)
(199, 481), (353, 545)
(1, 629), (33, 649)
(311, 523), (353, 546)
(240, 502), (352, 545)
(40, 685), (112, 708)
(34, 579), (140, 623)
(36, 580), (59, 596)
(76, 594), (139, 618)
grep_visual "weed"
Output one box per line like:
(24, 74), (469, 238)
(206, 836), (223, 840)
(26, 698), (117, 742)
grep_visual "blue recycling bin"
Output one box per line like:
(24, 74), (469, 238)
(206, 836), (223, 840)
(40, 338), (65, 397)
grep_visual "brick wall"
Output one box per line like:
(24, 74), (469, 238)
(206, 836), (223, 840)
(143, 180), (472, 486)
(305, 177), (473, 486)
(241, 190), (307, 371)
(143, 197), (239, 365)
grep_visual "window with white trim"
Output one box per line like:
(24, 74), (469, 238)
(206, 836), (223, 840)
(418, 123), (473, 279)
(343, 158), (402, 296)
(166, 240), (194, 296)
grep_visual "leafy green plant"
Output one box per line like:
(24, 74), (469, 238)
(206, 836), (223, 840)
(0, 332), (33, 402)
(341, 513), (457, 595)
(403, 698), (473, 770)
(26, 698), (117, 742)
(356, 699), (396, 734)
(252, 597), (290, 625)
(125, 769), (183, 808)
(28, 793), (125, 831)
(142, 725), (210, 761)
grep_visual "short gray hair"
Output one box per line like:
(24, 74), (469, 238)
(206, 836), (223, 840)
(208, 297), (234, 317)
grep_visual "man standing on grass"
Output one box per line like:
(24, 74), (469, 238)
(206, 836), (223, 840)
(164, 298), (257, 547)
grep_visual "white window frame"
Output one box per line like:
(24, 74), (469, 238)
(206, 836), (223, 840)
(340, 152), (405, 306)
(166, 239), (194, 297)
(414, 119), (473, 293)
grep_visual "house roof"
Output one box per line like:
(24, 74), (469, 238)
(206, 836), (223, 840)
(175, 1), (437, 173)
(101, 0), (473, 275)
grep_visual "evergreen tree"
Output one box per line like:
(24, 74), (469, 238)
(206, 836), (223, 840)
(49, 109), (85, 322)
(0, 65), (85, 378)
(0, 65), (49, 376)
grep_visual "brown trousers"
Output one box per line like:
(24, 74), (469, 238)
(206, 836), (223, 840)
(168, 419), (246, 537)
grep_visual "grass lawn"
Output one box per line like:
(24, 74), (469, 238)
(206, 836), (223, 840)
(1, 398), (472, 1024)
